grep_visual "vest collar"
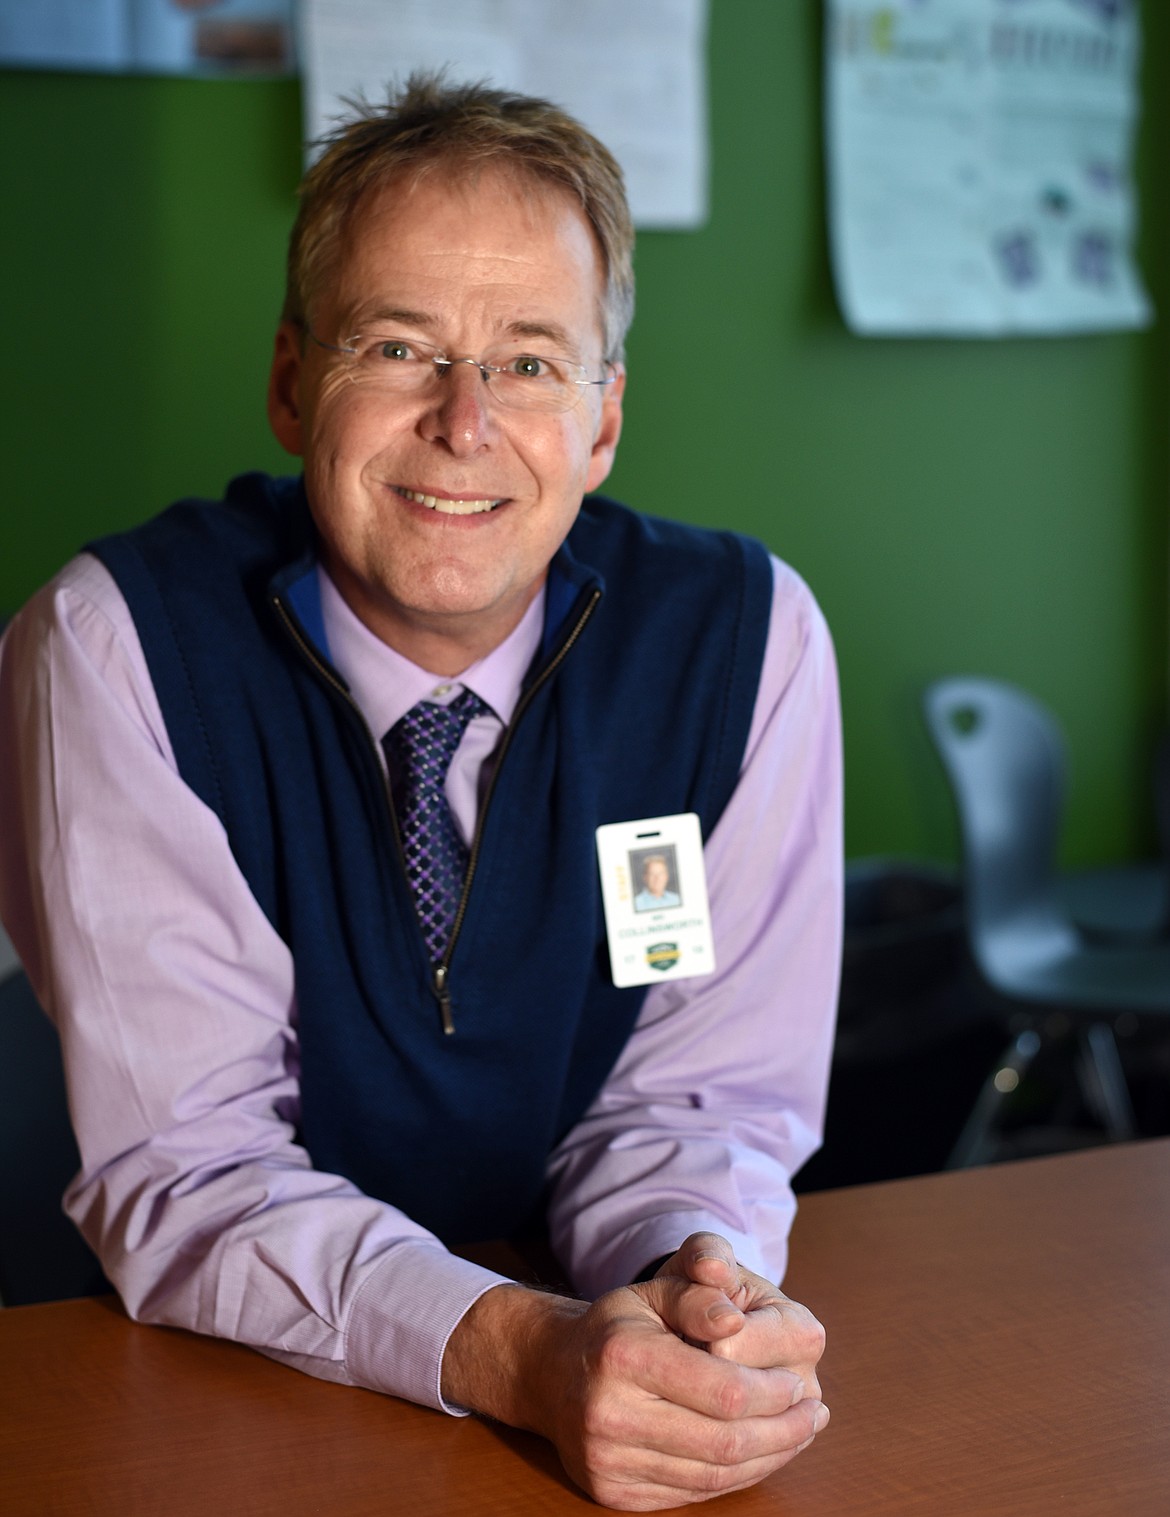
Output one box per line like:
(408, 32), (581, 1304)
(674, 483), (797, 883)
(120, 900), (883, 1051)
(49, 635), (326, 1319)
(267, 475), (607, 684)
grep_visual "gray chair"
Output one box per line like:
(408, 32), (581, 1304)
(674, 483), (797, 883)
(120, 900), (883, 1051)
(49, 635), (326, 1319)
(922, 676), (1170, 1167)
(0, 966), (108, 1304)
(1059, 722), (1169, 942)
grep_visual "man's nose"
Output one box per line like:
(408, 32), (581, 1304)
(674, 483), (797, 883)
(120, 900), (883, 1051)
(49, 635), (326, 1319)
(418, 359), (497, 454)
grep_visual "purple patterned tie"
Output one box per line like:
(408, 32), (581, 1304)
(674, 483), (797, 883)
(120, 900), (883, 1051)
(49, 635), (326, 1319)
(383, 690), (488, 962)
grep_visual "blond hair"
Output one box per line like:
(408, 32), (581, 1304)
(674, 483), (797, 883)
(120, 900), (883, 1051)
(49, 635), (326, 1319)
(284, 73), (635, 362)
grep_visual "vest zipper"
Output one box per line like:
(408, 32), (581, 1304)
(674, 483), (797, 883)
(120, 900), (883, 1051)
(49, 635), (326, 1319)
(271, 584), (602, 1038)
(435, 585), (602, 1033)
(269, 595), (408, 860)
(432, 963), (454, 1037)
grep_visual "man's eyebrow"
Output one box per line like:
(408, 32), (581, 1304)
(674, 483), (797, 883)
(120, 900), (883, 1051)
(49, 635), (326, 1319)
(504, 319), (576, 352)
(344, 304), (435, 333)
(340, 307), (581, 354)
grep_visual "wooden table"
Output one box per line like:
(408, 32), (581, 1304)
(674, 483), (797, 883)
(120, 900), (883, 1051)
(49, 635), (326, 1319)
(2, 1140), (1167, 1516)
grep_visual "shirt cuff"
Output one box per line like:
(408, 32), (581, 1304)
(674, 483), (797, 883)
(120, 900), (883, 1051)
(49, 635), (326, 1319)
(343, 1241), (513, 1414)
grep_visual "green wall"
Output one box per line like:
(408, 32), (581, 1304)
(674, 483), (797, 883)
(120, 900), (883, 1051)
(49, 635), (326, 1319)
(2, 0), (1166, 864)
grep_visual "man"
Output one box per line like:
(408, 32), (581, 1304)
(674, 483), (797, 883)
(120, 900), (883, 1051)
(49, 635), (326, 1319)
(0, 77), (842, 1510)
(634, 854), (681, 911)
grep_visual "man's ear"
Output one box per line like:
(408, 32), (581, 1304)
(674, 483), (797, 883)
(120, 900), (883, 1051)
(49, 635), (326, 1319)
(267, 322), (305, 456)
(584, 363), (625, 494)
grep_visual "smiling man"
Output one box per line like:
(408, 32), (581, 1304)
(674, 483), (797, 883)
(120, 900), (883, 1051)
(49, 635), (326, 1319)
(269, 165), (622, 673)
(0, 77), (843, 1511)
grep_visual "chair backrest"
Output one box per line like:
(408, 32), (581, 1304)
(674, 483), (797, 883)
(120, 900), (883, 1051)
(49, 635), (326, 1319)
(922, 677), (1068, 933)
(0, 968), (108, 1304)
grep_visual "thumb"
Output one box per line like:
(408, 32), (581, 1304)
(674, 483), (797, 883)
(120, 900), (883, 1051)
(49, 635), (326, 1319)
(641, 1256), (745, 1347)
(666, 1231), (741, 1291)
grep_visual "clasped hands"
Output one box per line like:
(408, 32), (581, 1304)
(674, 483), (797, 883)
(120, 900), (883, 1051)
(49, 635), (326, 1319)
(442, 1231), (827, 1511)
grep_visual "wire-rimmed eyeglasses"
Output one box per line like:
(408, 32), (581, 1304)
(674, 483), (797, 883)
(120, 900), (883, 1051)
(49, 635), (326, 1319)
(307, 330), (615, 414)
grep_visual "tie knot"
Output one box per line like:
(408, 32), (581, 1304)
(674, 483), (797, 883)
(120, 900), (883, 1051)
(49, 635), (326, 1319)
(383, 689), (488, 787)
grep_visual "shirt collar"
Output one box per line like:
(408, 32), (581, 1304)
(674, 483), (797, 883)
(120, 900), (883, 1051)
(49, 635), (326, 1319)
(317, 566), (545, 737)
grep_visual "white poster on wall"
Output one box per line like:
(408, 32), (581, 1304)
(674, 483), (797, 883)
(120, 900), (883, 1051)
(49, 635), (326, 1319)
(298, 0), (709, 229)
(825, 0), (1151, 336)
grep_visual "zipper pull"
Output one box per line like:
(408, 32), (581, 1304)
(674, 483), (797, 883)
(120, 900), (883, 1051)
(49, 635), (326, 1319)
(433, 963), (455, 1037)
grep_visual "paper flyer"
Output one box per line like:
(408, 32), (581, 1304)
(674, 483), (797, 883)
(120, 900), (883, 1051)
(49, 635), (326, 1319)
(825, 0), (1151, 335)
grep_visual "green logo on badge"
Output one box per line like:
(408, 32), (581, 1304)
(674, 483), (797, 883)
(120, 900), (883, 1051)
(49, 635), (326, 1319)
(646, 942), (681, 973)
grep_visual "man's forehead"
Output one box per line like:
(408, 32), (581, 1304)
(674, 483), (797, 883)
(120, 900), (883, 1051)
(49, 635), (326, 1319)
(324, 163), (607, 343)
(358, 156), (574, 220)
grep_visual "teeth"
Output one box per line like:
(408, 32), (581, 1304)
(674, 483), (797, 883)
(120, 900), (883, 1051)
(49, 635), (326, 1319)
(401, 488), (501, 515)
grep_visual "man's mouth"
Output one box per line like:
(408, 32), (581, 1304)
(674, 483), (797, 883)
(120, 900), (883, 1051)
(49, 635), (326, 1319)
(398, 487), (504, 516)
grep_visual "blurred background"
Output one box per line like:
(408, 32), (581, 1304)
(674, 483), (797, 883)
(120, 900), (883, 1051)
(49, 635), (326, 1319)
(1, 1), (1167, 1208)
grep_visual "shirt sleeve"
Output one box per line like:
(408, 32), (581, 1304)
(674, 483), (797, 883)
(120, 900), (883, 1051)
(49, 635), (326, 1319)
(0, 555), (509, 1412)
(544, 556), (844, 1298)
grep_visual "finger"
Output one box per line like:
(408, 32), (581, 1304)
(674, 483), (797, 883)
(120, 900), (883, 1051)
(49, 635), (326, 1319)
(605, 1316), (806, 1420)
(644, 1275), (745, 1346)
(571, 1401), (829, 1509)
(608, 1393), (827, 1466)
(669, 1231), (741, 1290)
(580, 1445), (810, 1511)
(724, 1265), (786, 1309)
(708, 1296), (827, 1376)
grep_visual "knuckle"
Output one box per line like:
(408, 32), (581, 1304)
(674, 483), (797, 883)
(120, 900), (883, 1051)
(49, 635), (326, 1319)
(711, 1373), (749, 1421)
(789, 1310), (826, 1361)
(697, 1459), (741, 1495)
(580, 1476), (641, 1511)
(579, 1429), (622, 1478)
(708, 1422), (747, 1467)
(579, 1390), (624, 1445)
(594, 1321), (637, 1379)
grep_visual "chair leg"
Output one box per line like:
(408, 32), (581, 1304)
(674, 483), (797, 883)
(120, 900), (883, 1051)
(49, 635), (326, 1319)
(946, 1028), (1042, 1169)
(1076, 1022), (1137, 1142)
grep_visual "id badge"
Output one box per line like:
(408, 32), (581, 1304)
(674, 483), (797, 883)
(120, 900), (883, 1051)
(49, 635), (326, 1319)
(596, 812), (715, 988)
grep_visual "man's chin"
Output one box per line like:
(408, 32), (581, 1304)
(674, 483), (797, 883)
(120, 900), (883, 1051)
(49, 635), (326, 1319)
(354, 572), (543, 668)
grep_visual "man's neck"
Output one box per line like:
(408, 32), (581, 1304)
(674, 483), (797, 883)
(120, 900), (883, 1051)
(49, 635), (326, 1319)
(330, 575), (544, 679)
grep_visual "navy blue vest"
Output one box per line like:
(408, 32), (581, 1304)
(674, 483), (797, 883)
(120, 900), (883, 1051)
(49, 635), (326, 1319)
(91, 474), (772, 1244)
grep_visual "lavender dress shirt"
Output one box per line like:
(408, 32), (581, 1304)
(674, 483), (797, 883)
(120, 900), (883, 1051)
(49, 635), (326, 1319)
(0, 547), (842, 1413)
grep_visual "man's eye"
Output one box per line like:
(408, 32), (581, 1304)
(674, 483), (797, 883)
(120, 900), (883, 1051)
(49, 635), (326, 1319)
(375, 339), (414, 362)
(510, 354), (548, 379)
